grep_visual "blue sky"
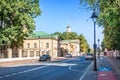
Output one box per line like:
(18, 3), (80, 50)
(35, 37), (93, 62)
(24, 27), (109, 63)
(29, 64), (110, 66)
(34, 0), (103, 48)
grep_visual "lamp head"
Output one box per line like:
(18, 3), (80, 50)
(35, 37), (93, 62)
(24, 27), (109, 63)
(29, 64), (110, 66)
(97, 39), (100, 42)
(91, 11), (98, 22)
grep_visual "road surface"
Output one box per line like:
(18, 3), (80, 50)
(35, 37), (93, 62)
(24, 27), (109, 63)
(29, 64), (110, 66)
(0, 56), (93, 80)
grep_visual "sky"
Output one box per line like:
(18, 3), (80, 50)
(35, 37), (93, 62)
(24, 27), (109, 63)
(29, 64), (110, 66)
(34, 0), (104, 48)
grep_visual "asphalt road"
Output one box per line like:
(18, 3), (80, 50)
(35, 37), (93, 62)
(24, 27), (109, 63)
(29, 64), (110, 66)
(0, 56), (93, 80)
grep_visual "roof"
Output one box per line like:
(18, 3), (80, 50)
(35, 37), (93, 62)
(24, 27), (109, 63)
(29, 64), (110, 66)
(27, 31), (59, 39)
(34, 31), (48, 36)
(67, 25), (71, 28)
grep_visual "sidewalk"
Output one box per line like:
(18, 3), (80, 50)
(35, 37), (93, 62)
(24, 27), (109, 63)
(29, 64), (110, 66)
(82, 56), (120, 80)
(97, 56), (118, 80)
(107, 56), (120, 80)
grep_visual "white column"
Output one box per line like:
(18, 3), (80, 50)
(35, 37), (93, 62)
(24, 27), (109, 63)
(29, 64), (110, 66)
(34, 50), (36, 57)
(18, 48), (22, 58)
(7, 48), (12, 59)
(28, 50), (30, 58)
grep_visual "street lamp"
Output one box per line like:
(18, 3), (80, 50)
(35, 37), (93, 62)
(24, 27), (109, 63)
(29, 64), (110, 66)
(91, 10), (98, 71)
(97, 39), (100, 58)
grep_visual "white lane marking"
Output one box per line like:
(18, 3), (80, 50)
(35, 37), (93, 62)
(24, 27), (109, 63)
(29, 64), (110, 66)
(69, 65), (87, 72)
(0, 65), (48, 79)
(69, 65), (80, 72)
(4, 75), (10, 77)
(61, 58), (78, 63)
(79, 61), (94, 80)
(40, 63), (76, 66)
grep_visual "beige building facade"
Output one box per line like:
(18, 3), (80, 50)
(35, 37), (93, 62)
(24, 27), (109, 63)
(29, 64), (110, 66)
(60, 40), (80, 56)
(23, 38), (60, 58)
(0, 31), (61, 62)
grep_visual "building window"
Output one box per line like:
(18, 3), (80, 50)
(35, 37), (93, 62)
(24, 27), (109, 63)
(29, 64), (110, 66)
(30, 51), (34, 57)
(36, 51), (40, 56)
(46, 43), (49, 48)
(27, 43), (30, 48)
(40, 42), (42, 48)
(22, 51), (27, 57)
(34, 43), (37, 48)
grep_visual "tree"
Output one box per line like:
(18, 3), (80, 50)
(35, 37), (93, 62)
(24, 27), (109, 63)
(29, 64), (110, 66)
(103, 25), (120, 50)
(80, 0), (120, 51)
(53, 32), (78, 40)
(78, 34), (90, 52)
(101, 40), (105, 52)
(0, 0), (41, 48)
(61, 32), (78, 40)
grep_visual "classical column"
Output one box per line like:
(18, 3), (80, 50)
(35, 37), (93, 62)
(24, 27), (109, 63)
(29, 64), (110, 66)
(34, 50), (36, 57)
(18, 48), (22, 58)
(28, 50), (30, 58)
(7, 48), (12, 59)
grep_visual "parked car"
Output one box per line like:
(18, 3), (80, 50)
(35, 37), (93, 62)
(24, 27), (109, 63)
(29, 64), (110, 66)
(85, 53), (93, 60)
(65, 54), (72, 58)
(39, 54), (51, 61)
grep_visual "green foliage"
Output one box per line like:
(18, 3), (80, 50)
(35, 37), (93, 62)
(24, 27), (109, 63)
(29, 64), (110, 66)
(53, 32), (78, 40)
(78, 34), (90, 52)
(103, 25), (120, 50)
(80, 0), (120, 50)
(0, 0), (41, 48)
(98, 0), (120, 50)
(101, 41), (105, 52)
(61, 32), (78, 40)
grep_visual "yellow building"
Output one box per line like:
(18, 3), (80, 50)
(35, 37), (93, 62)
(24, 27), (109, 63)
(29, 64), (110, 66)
(23, 31), (60, 58)
(0, 31), (61, 62)
(60, 40), (80, 56)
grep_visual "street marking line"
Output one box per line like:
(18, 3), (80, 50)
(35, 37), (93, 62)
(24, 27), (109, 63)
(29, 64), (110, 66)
(4, 75), (11, 77)
(0, 65), (48, 79)
(69, 65), (80, 72)
(79, 61), (94, 80)
(69, 65), (86, 72)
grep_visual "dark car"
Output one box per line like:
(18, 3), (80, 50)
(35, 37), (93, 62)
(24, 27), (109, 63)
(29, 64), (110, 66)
(39, 54), (51, 61)
(65, 54), (72, 58)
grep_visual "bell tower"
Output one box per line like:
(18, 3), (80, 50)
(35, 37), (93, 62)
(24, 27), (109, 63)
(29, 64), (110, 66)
(66, 25), (71, 32)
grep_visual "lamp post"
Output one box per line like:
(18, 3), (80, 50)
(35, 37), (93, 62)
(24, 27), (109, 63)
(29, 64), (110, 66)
(97, 39), (100, 58)
(91, 10), (98, 71)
